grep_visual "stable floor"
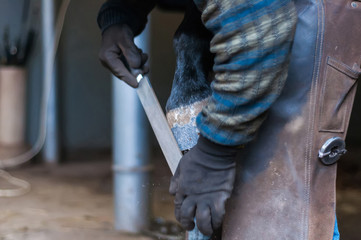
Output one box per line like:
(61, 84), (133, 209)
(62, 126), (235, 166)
(0, 149), (360, 240)
(0, 151), (177, 240)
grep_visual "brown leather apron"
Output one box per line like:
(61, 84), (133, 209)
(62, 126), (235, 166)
(223, 0), (361, 239)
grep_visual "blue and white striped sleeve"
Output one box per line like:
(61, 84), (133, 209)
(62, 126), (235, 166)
(194, 0), (298, 146)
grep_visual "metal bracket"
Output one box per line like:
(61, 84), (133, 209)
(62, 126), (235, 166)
(318, 137), (347, 165)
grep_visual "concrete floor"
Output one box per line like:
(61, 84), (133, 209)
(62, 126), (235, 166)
(0, 148), (360, 240)
(0, 152), (178, 240)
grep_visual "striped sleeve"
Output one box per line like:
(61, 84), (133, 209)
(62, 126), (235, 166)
(194, 0), (297, 146)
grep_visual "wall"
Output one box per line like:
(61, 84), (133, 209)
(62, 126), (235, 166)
(57, 0), (111, 152)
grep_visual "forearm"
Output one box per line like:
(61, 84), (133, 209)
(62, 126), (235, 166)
(195, 0), (298, 146)
(97, 0), (156, 35)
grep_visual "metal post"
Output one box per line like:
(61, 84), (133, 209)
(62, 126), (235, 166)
(112, 24), (151, 232)
(41, 0), (59, 164)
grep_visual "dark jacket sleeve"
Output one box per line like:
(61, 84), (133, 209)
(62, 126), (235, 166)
(97, 0), (156, 35)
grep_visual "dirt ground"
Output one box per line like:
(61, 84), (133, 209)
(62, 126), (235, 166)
(0, 148), (360, 240)
(0, 151), (179, 240)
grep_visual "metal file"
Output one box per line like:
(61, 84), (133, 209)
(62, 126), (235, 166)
(136, 74), (182, 174)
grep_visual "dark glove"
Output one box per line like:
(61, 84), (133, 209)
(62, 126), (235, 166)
(169, 135), (239, 236)
(98, 24), (149, 88)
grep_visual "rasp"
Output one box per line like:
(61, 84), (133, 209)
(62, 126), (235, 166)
(136, 74), (182, 174)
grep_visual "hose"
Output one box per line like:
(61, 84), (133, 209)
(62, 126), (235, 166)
(0, 0), (71, 197)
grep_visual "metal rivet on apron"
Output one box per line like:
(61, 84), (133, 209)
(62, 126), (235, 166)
(318, 137), (347, 165)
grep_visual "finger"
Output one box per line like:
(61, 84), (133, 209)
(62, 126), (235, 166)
(196, 203), (213, 236)
(130, 68), (143, 78)
(107, 58), (138, 87)
(173, 191), (186, 222)
(125, 53), (148, 78)
(141, 53), (150, 74)
(174, 204), (182, 222)
(140, 53), (148, 65)
(99, 50), (138, 87)
(174, 200), (182, 223)
(169, 168), (181, 195)
(210, 192), (228, 231)
(179, 197), (196, 231)
(173, 192), (186, 208)
(142, 63), (150, 75)
(169, 179), (177, 195)
(118, 37), (143, 69)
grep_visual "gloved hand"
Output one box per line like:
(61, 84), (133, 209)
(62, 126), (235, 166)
(99, 24), (149, 88)
(169, 135), (239, 236)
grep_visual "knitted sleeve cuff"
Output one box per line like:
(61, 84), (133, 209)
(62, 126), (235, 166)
(97, 2), (149, 35)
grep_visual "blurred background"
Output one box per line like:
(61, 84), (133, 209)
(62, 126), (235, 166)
(0, 0), (360, 239)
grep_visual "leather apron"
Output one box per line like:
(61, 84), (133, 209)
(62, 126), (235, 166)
(166, 0), (361, 239)
(223, 0), (361, 239)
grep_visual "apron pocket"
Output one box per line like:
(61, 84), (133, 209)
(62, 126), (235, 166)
(318, 56), (360, 133)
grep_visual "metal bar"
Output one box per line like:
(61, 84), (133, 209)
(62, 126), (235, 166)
(112, 24), (150, 233)
(41, 0), (59, 164)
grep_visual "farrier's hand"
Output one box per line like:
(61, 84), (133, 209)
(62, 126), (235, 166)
(99, 24), (149, 88)
(169, 135), (239, 236)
